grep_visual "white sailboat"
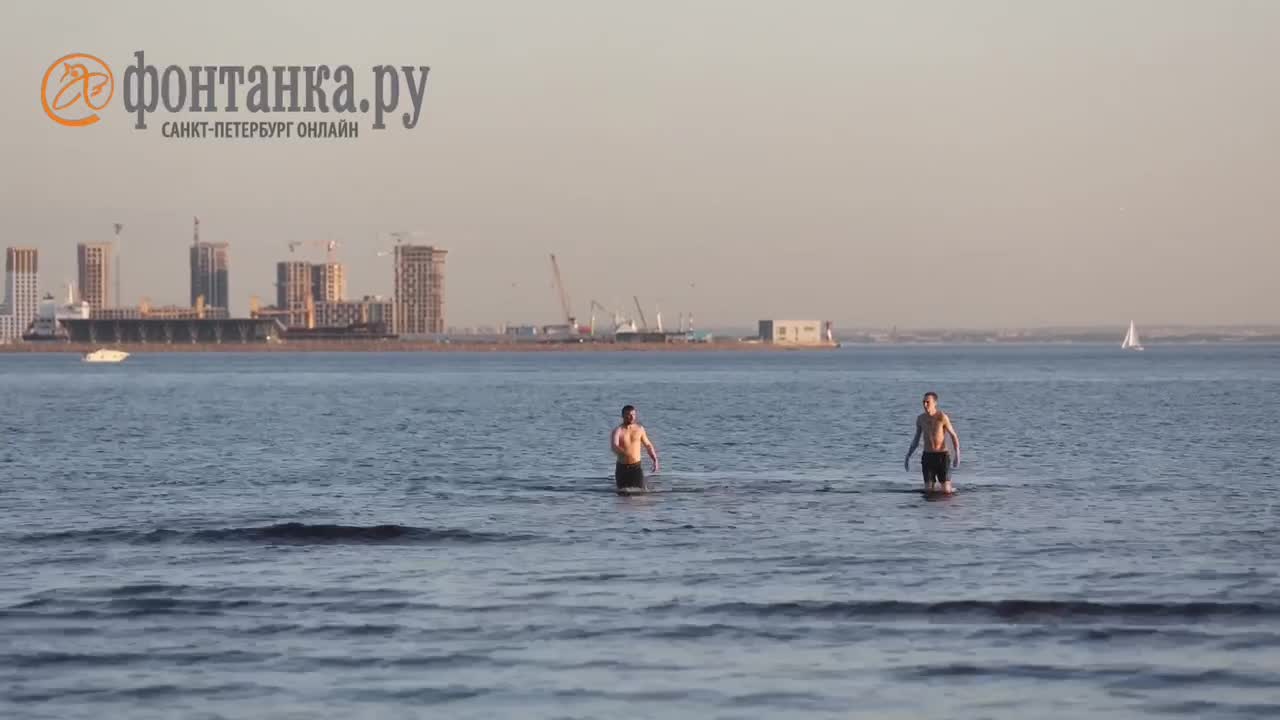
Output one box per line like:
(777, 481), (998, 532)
(1121, 320), (1144, 351)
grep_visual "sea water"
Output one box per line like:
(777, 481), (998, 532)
(2, 345), (1277, 719)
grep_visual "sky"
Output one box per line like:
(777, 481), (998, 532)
(1, 0), (1277, 329)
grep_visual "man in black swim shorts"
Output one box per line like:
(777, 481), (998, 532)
(905, 391), (961, 494)
(611, 404), (659, 492)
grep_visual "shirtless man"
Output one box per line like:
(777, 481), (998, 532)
(904, 391), (960, 494)
(611, 404), (659, 493)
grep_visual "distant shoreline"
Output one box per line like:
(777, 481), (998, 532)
(0, 340), (837, 354)
(2, 338), (1277, 354)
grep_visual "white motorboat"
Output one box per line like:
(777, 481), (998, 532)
(82, 348), (130, 363)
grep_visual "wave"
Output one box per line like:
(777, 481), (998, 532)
(0, 649), (269, 668)
(686, 599), (1280, 622)
(12, 522), (535, 545)
(3, 595), (513, 620)
(890, 663), (1280, 689)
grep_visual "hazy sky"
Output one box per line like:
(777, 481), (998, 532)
(2, 0), (1277, 328)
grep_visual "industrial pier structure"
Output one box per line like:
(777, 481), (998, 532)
(59, 317), (284, 344)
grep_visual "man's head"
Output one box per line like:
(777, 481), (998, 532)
(621, 405), (636, 425)
(922, 392), (938, 413)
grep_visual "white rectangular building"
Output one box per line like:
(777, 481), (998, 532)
(758, 319), (824, 345)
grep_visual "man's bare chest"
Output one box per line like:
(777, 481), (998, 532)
(920, 416), (946, 436)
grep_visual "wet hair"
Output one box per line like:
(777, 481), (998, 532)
(621, 405), (635, 416)
(923, 392), (938, 402)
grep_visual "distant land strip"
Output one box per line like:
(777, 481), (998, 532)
(0, 340), (836, 353)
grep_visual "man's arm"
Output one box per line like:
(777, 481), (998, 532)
(641, 427), (659, 472)
(610, 426), (625, 457)
(944, 414), (960, 467)
(905, 418), (921, 471)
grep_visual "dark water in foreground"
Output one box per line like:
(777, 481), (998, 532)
(2, 345), (1278, 719)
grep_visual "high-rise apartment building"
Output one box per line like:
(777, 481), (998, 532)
(77, 242), (112, 311)
(3, 247), (38, 332)
(187, 215), (229, 311)
(311, 262), (345, 303)
(1, 246), (38, 341)
(190, 242), (230, 310)
(276, 261), (312, 327)
(393, 245), (446, 335)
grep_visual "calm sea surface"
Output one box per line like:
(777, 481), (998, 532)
(2, 345), (1278, 719)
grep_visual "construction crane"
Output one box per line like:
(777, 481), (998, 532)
(589, 299), (638, 336)
(549, 254), (576, 330)
(633, 296), (648, 331)
(287, 240), (341, 263)
(112, 223), (123, 309)
(375, 231), (423, 257)
(589, 299), (605, 335)
(589, 299), (610, 335)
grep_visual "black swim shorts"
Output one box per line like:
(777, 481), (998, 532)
(615, 462), (645, 491)
(922, 451), (950, 486)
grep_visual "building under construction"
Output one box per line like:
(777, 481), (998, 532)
(394, 244), (447, 335)
(256, 242), (390, 340)
(252, 286), (393, 340)
(91, 298), (230, 321)
(77, 242), (112, 312)
(275, 260), (313, 327)
(189, 217), (230, 312)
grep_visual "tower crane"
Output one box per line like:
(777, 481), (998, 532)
(287, 240), (341, 263)
(549, 254), (577, 330)
(375, 231), (422, 256)
(633, 296), (649, 331)
(589, 299), (610, 335)
(112, 223), (123, 309)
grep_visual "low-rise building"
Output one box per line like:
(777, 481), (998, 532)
(314, 296), (392, 328)
(758, 320), (827, 345)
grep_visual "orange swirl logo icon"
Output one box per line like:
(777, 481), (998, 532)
(42, 53), (114, 127)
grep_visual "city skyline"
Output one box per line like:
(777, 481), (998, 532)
(2, 1), (1278, 328)
(9, 229), (1280, 333)
(1, 237), (444, 332)
(4, 238), (1279, 342)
